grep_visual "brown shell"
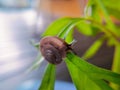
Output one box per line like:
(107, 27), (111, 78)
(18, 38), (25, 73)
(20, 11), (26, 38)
(40, 36), (68, 64)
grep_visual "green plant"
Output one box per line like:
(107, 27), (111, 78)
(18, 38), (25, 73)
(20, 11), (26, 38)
(31, 0), (120, 90)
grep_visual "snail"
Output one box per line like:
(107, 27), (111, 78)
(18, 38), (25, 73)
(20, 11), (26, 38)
(40, 36), (71, 64)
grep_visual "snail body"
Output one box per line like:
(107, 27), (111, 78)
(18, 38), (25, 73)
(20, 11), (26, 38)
(40, 36), (69, 64)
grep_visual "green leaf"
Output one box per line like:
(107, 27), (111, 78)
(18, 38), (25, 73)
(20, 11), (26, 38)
(57, 21), (73, 38)
(43, 17), (83, 43)
(66, 52), (120, 85)
(107, 8), (120, 20)
(102, 0), (120, 20)
(65, 58), (103, 90)
(91, 4), (101, 23)
(76, 21), (99, 36)
(85, 0), (102, 23)
(42, 17), (72, 36)
(65, 28), (74, 43)
(60, 19), (81, 43)
(65, 57), (113, 90)
(110, 45), (120, 90)
(57, 19), (78, 42)
(112, 45), (120, 73)
(91, 79), (113, 90)
(89, 0), (120, 20)
(39, 64), (56, 90)
(42, 17), (80, 43)
(107, 38), (115, 46)
(65, 58), (87, 90)
(92, 0), (119, 36)
(82, 36), (105, 59)
(102, 0), (120, 11)
(94, 0), (115, 28)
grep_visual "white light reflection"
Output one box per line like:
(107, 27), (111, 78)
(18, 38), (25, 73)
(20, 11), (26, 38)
(0, 61), (22, 75)
(37, 16), (43, 27)
(0, 9), (37, 76)
(0, 12), (21, 61)
(0, 12), (12, 42)
(0, 43), (19, 58)
(22, 10), (37, 26)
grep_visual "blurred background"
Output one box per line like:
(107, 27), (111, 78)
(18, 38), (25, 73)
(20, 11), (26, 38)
(0, 0), (114, 90)
(0, 0), (82, 90)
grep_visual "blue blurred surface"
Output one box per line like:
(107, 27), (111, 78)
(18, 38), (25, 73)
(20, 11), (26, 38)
(0, 1), (72, 90)
(17, 80), (75, 90)
(0, 7), (47, 90)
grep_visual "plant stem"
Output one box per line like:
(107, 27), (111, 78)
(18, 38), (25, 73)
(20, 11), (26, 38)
(57, 17), (120, 45)
(75, 18), (120, 44)
(94, 0), (118, 36)
(87, 18), (120, 45)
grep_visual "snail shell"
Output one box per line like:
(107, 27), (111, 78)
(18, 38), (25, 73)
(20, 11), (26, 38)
(40, 36), (68, 64)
